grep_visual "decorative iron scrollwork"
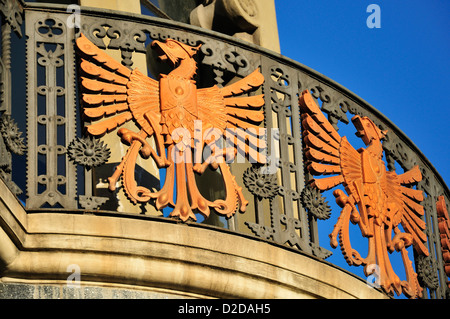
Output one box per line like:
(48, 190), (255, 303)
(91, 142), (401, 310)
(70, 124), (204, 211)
(25, 11), (78, 209)
(78, 195), (108, 210)
(36, 18), (65, 39)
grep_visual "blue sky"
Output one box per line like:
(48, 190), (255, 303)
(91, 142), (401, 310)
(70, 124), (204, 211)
(275, 0), (450, 184)
(274, 0), (449, 296)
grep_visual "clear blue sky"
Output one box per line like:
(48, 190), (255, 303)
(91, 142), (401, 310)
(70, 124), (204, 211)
(274, 0), (449, 296)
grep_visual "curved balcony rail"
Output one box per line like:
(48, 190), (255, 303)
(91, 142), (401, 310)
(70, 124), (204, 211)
(0, 0), (448, 299)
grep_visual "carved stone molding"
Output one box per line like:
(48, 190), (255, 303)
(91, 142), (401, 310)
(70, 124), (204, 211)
(0, 175), (388, 299)
(190, 0), (259, 35)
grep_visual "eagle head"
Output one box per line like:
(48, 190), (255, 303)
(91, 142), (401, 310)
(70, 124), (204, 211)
(151, 38), (201, 66)
(352, 115), (387, 145)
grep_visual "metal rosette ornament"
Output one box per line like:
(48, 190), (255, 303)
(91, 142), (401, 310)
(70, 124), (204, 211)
(300, 185), (331, 220)
(242, 164), (279, 240)
(0, 113), (26, 195)
(0, 113), (26, 156)
(243, 164), (279, 200)
(68, 136), (110, 169)
(416, 255), (439, 291)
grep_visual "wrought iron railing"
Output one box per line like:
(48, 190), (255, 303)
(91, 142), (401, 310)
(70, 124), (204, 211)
(0, 0), (448, 299)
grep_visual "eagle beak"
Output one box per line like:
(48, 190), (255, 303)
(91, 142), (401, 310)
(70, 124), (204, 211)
(151, 41), (168, 61)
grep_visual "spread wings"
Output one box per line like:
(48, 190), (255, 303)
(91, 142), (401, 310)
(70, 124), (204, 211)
(77, 32), (266, 164)
(299, 90), (428, 255)
(385, 167), (428, 255)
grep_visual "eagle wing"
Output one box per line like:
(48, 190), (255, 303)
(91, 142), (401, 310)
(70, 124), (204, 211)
(385, 166), (429, 256)
(299, 90), (362, 192)
(197, 69), (266, 163)
(76, 33), (160, 136)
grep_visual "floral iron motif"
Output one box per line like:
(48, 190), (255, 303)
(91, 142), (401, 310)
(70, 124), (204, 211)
(299, 89), (428, 298)
(0, 113), (26, 155)
(243, 165), (278, 199)
(68, 136), (110, 168)
(76, 34), (266, 222)
(301, 185), (331, 220)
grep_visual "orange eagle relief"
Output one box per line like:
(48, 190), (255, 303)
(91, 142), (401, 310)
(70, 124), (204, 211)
(300, 90), (428, 298)
(76, 33), (266, 222)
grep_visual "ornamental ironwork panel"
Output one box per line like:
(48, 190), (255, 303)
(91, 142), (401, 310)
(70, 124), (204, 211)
(243, 56), (331, 259)
(416, 170), (450, 298)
